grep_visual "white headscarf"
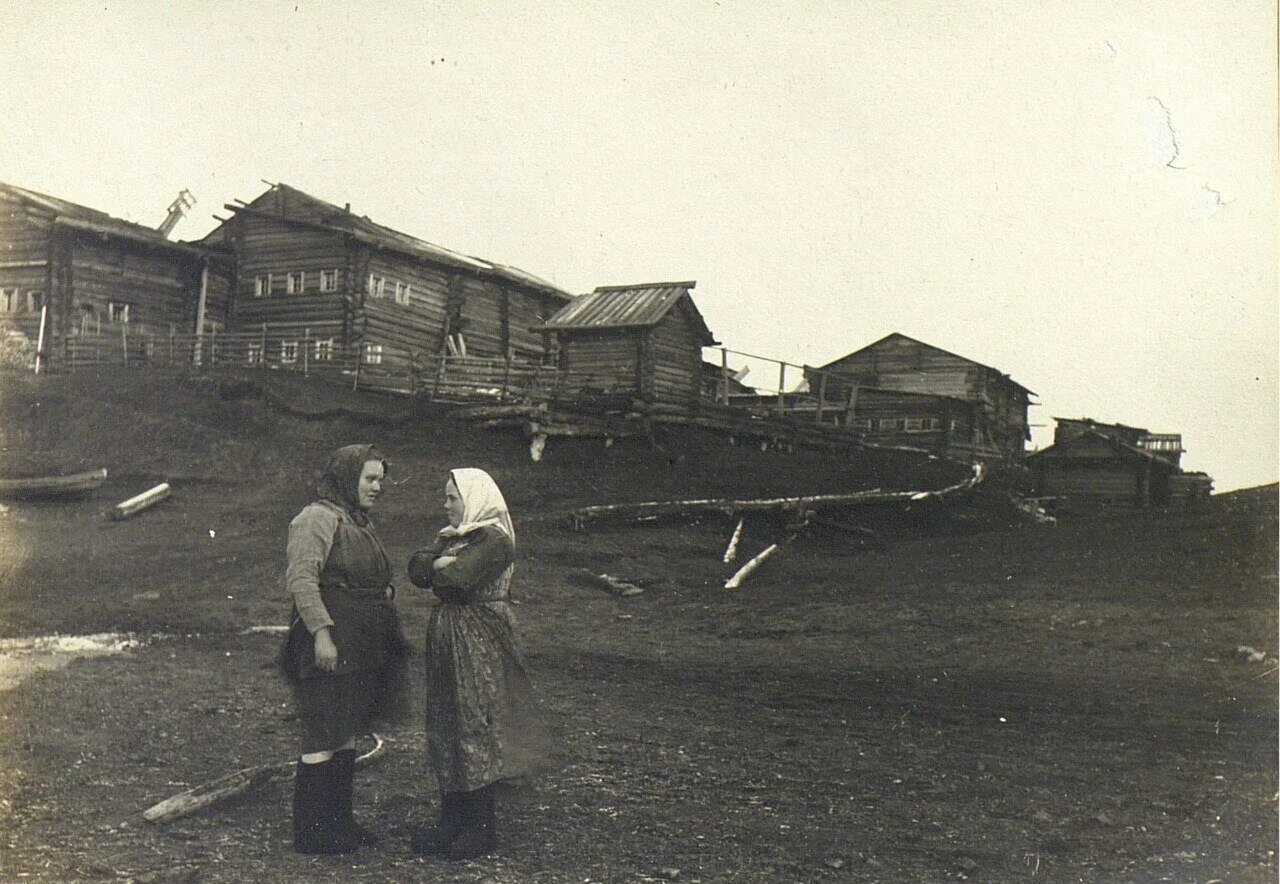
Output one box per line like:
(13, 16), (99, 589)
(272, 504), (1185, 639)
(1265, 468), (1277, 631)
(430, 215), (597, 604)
(440, 468), (515, 542)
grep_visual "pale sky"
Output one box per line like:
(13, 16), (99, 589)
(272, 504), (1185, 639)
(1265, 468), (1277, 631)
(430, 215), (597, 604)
(2, 1), (1275, 491)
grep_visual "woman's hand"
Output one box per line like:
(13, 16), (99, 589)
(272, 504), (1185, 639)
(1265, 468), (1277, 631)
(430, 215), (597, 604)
(313, 627), (339, 672)
(432, 555), (458, 571)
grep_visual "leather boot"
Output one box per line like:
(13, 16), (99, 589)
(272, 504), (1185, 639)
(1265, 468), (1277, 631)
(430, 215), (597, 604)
(446, 784), (497, 861)
(411, 791), (465, 856)
(292, 759), (358, 855)
(332, 749), (379, 846)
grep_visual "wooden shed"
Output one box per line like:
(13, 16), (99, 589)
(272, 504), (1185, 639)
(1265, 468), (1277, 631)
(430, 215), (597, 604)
(808, 333), (1034, 463)
(0, 181), (231, 367)
(202, 183), (570, 370)
(536, 282), (718, 410)
(1027, 420), (1212, 509)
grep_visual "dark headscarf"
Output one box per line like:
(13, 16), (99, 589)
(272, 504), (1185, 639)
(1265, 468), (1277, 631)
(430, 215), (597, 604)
(315, 444), (388, 525)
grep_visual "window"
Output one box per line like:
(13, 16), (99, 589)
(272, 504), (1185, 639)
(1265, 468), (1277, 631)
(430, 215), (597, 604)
(247, 343), (263, 365)
(313, 338), (333, 361)
(367, 274), (385, 298)
(319, 269), (338, 293)
(0, 289), (11, 313)
(363, 343), (383, 365)
(108, 301), (131, 324)
(287, 271), (305, 294)
(853, 418), (872, 431)
(281, 341), (298, 364)
(26, 291), (42, 313)
(254, 273), (272, 297)
(877, 418), (902, 431)
(394, 281), (411, 305)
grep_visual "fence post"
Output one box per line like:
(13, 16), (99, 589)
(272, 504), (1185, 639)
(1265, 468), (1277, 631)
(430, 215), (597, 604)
(720, 348), (729, 404)
(844, 383), (859, 431)
(776, 361), (786, 419)
(432, 352), (447, 399)
(209, 326), (217, 368)
(353, 343), (362, 391)
(169, 325), (175, 365)
(121, 322), (128, 365)
(815, 372), (827, 424)
(303, 327), (310, 377)
(501, 350), (512, 399)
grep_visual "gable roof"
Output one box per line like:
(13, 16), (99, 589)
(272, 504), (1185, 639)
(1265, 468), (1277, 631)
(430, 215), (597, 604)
(536, 281), (717, 344)
(818, 332), (1035, 396)
(218, 184), (570, 299)
(0, 180), (212, 258)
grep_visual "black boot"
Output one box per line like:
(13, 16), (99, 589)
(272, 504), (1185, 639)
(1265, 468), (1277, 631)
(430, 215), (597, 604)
(446, 785), (497, 861)
(411, 791), (465, 856)
(332, 749), (379, 846)
(292, 759), (358, 855)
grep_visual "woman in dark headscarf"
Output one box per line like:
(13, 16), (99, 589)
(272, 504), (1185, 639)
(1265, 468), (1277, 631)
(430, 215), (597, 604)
(279, 444), (408, 855)
(407, 468), (547, 860)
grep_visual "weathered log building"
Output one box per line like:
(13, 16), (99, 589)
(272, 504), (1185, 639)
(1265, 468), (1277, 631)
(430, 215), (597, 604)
(1027, 417), (1211, 509)
(200, 184), (570, 370)
(536, 282), (718, 409)
(807, 333), (1034, 463)
(0, 181), (231, 365)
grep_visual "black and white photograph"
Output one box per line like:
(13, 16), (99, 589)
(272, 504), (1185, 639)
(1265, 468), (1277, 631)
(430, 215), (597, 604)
(0, 2), (1275, 881)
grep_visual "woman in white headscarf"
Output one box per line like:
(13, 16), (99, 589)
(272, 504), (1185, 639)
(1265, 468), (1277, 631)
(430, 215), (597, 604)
(407, 468), (545, 860)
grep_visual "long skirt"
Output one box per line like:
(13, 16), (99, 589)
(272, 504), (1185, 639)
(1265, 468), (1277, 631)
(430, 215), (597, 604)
(279, 589), (409, 753)
(425, 601), (548, 792)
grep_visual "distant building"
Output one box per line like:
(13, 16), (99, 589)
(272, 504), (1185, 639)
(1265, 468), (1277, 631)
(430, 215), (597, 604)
(1026, 417), (1212, 509)
(536, 281), (718, 410)
(0, 180), (231, 366)
(806, 332), (1034, 463)
(201, 183), (571, 373)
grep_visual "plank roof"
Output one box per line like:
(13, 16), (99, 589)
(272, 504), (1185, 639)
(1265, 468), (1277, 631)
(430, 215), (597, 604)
(221, 184), (571, 299)
(537, 281), (716, 344)
(0, 180), (212, 257)
(818, 332), (1035, 397)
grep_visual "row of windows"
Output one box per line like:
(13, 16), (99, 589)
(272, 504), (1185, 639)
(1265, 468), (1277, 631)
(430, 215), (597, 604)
(252, 270), (411, 306)
(245, 340), (384, 365)
(856, 417), (947, 432)
(254, 269), (340, 297)
(0, 289), (43, 314)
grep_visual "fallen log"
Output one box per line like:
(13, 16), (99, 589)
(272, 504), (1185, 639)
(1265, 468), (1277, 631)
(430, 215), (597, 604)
(580, 570), (645, 597)
(0, 468), (107, 499)
(143, 733), (386, 824)
(568, 463), (983, 529)
(722, 517), (745, 564)
(108, 482), (171, 520)
(724, 543), (779, 589)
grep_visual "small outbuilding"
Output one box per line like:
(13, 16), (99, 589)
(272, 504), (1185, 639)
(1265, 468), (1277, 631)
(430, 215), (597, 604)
(536, 281), (718, 410)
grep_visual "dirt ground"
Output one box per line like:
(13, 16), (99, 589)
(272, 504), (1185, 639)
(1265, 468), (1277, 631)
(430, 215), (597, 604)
(0, 371), (1274, 883)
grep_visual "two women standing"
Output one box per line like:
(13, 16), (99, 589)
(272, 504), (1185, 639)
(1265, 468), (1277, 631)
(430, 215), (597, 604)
(281, 447), (542, 860)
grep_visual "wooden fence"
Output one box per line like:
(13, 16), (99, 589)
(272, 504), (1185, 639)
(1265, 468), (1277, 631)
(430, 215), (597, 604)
(55, 327), (562, 403)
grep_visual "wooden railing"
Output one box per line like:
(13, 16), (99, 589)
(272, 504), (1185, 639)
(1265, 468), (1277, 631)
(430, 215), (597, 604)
(703, 346), (858, 427)
(55, 327), (563, 403)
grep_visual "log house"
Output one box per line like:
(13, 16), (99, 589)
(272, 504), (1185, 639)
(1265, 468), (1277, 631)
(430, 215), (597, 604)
(0, 181), (232, 365)
(807, 333), (1034, 463)
(201, 184), (570, 371)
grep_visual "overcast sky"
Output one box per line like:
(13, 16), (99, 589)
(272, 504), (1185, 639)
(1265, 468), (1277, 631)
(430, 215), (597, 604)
(2, 2), (1275, 490)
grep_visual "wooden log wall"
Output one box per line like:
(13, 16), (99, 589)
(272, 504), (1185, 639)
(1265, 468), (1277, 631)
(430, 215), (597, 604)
(646, 307), (701, 407)
(361, 250), (452, 355)
(0, 201), (55, 340)
(560, 330), (641, 396)
(68, 236), (198, 333)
